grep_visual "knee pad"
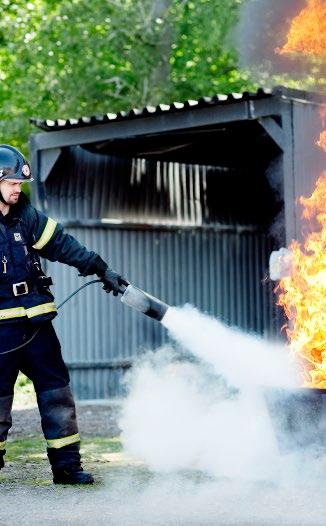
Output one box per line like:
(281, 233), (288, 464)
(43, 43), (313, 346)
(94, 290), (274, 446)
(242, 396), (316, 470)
(37, 385), (79, 444)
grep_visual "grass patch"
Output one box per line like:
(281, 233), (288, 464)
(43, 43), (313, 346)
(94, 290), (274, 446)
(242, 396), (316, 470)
(1, 436), (150, 488)
(6, 437), (45, 463)
(5, 436), (123, 464)
(13, 373), (37, 409)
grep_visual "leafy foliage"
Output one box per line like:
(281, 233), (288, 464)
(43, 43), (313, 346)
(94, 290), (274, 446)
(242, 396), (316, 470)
(169, 0), (252, 99)
(1, 0), (321, 154)
(0, 0), (256, 152)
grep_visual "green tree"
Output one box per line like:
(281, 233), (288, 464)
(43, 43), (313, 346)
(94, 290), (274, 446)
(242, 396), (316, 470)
(0, 0), (255, 152)
(169, 0), (252, 100)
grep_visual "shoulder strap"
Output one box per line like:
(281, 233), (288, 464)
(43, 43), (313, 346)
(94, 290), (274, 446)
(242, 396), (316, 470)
(19, 202), (37, 246)
(0, 222), (6, 239)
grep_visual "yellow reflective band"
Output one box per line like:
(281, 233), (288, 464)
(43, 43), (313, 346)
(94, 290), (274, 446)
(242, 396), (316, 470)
(0, 303), (57, 321)
(0, 306), (26, 320)
(33, 217), (57, 250)
(46, 433), (80, 449)
(0, 441), (6, 451)
(26, 302), (57, 319)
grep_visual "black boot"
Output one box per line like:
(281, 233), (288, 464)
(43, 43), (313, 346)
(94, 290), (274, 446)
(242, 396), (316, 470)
(48, 444), (94, 485)
(52, 464), (94, 485)
(0, 450), (5, 470)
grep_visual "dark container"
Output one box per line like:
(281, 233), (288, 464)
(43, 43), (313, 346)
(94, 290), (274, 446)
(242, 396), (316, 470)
(265, 388), (326, 452)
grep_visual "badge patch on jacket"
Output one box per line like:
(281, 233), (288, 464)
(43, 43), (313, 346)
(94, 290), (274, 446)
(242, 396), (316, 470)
(14, 233), (22, 241)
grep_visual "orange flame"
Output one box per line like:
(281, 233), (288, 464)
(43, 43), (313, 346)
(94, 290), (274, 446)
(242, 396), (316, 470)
(278, 172), (326, 387)
(276, 0), (326, 387)
(317, 130), (326, 150)
(317, 109), (326, 149)
(278, 0), (326, 56)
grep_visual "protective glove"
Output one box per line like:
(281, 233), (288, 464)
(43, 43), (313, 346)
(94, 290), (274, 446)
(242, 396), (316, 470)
(101, 268), (129, 296)
(0, 450), (5, 470)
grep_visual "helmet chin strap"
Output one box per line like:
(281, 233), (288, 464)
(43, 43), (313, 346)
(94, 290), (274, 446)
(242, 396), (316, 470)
(0, 183), (10, 206)
(0, 191), (9, 205)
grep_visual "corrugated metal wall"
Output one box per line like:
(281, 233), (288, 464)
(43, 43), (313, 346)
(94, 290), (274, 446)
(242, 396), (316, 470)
(291, 101), (325, 242)
(44, 147), (282, 399)
(48, 148), (277, 227)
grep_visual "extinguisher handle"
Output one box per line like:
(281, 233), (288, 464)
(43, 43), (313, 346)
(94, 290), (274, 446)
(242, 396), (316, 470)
(118, 278), (130, 295)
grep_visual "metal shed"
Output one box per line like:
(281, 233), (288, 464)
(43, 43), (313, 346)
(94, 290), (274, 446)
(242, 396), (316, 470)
(29, 86), (325, 399)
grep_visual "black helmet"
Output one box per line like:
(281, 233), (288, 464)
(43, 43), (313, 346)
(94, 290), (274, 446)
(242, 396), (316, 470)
(0, 145), (33, 182)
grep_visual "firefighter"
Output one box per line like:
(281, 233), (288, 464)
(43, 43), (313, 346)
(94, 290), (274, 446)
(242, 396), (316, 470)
(0, 144), (127, 485)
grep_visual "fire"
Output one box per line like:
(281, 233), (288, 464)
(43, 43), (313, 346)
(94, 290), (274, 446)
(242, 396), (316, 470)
(277, 0), (326, 56)
(278, 173), (326, 387)
(317, 130), (326, 150)
(275, 0), (326, 387)
(317, 109), (326, 149)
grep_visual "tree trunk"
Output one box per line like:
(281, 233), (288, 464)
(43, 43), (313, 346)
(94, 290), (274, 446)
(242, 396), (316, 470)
(149, 0), (173, 102)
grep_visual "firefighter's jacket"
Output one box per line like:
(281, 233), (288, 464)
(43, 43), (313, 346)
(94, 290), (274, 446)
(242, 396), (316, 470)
(0, 194), (107, 324)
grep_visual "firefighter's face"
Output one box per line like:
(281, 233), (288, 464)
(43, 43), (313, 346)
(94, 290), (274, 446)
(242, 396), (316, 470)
(0, 179), (23, 204)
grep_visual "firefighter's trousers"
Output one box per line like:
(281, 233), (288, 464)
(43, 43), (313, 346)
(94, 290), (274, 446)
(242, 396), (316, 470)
(0, 321), (80, 466)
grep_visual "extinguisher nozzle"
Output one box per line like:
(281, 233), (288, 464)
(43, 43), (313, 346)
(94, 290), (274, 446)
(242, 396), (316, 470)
(120, 285), (169, 322)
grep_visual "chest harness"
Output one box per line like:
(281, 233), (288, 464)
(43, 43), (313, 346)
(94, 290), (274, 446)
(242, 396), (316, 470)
(0, 216), (57, 325)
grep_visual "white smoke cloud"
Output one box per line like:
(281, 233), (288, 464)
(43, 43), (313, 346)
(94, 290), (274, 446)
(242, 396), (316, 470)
(162, 305), (298, 390)
(121, 352), (282, 480)
(118, 304), (326, 526)
(120, 305), (306, 483)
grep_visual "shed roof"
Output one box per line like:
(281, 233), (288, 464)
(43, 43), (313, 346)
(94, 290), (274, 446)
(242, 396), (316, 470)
(30, 86), (325, 132)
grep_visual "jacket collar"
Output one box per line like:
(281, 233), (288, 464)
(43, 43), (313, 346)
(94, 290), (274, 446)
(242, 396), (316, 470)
(0, 193), (29, 224)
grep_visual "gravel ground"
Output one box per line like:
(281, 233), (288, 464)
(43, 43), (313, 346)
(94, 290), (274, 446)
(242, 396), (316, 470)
(1, 395), (325, 526)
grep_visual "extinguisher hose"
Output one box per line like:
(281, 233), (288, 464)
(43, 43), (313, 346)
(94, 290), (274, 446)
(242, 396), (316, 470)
(0, 279), (102, 355)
